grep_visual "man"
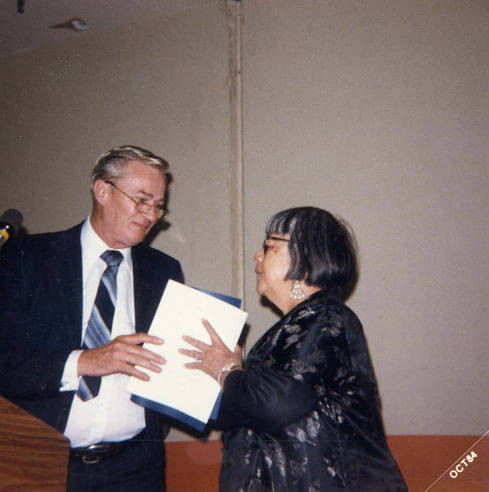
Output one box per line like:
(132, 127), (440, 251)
(0, 146), (183, 490)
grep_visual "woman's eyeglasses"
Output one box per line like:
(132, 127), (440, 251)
(262, 236), (291, 254)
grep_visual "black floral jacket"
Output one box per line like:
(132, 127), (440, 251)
(215, 291), (407, 491)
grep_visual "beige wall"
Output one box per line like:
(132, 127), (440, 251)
(1, 0), (487, 438)
(240, 0), (489, 436)
(0, 2), (234, 294)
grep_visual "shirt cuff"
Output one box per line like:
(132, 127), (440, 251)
(60, 350), (83, 392)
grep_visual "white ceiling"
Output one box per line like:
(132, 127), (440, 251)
(0, 0), (213, 58)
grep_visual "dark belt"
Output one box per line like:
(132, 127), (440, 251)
(70, 432), (144, 465)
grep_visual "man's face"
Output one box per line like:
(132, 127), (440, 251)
(92, 160), (166, 249)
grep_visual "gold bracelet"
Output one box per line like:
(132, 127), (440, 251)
(217, 362), (241, 386)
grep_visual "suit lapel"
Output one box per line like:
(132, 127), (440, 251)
(132, 245), (165, 334)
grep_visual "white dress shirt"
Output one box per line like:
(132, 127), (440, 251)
(61, 217), (145, 447)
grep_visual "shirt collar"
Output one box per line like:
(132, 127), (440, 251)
(81, 216), (132, 267)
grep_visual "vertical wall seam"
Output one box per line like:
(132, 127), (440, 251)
(228, 0), (245, 307)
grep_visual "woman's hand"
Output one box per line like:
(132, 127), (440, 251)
(179, 319), (242, 385)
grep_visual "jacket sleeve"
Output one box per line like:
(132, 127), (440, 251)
(215, 303), (349, 433)
(215, 364), (319, 433)
(0, 241), (72, 399)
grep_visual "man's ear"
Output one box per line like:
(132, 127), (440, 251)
(93, 179), (109, 206)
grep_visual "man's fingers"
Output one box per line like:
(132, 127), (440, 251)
(127, 365), (152, 381)
(78, 338), (166, 377)
(117, 333), (164, 345)
(119, 343), (166, 368)
(110, 353), (165, 379)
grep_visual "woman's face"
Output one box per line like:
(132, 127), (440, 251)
(254, 233), (293, 312)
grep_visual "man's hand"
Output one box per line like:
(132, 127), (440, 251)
(78, 333), (165, 381)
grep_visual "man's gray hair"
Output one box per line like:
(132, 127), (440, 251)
(90, 145), (169, 194)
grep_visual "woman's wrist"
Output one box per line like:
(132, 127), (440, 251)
(217, 361), (242, 386)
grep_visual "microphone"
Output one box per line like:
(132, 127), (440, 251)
(0, 209), (23, 248)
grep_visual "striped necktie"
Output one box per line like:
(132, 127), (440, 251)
(77, 250), (123, 401)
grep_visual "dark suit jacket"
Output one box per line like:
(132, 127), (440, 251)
(0, 222), (183, 441)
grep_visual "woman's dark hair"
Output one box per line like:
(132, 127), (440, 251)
(265, 206), (358, 299)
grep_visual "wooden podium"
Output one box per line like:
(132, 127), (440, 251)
(0, 396), (69, 491)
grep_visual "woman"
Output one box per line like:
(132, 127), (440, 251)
(180, 207), (407, 491)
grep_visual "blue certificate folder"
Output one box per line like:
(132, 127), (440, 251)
(131, 287), (242, 432)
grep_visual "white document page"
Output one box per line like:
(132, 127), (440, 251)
(126, 280), (248, 426)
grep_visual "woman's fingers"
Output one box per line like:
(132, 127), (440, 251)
(183, 361), (202, 370)
(179, 348), (203, 360)
(179, 320), (243, 383)
(201, 318), (226, 347)
(182, 320), (225, 351)
(181, 334), (208, 351)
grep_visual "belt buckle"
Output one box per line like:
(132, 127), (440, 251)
(82, 453), (102, 465)
(82, 443), (111, 464)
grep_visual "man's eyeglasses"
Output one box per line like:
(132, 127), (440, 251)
(262, 236), (291, 254)
(105, 180), (167, 219)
